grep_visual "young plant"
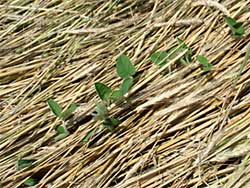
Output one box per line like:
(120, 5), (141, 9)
(150, 37), (193, 67)
(88, 54), (136, 140)
(224, 16), (245, 37)
(47, 99), (77, 141)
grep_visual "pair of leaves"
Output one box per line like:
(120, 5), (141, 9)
(150, 38), (192, 67)
(113, 54), (135, 100)
(224, 16), (245, 37)
(95, 78), (133, 102)
(95, 54), (135, 102)
(47, 99), (76, 141)
(196, 55), (213, 72)
(47, 99), (77, 120)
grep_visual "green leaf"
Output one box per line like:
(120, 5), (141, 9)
(150, 51), (168, 66)
(176, 37), (188, 49)
(116, 54), (136, 79)
(95, 82), (112, 102)
(119, 77), (133, 95)
(24, 177), (38, 186)
(224, 16), (237, 27)
(53, 125), (69, 141)
(61, 103), (77, 120)
(102, 118), (121, 132)
(16, 159), (35, 170)
(176, 37), (193, 63)
(110, 89), (123, 101)
(47, 99), (62, 117)
(81, 128), (96, 143)
(233, 26), (245, 37)
(54, 125), (68, 134)
(53, 132), (69, 142)
(95, 102), (108, 120)
(196, 55), (212, 72)
(224, 16), (245, 37)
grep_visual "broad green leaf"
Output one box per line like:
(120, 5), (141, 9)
(95, 82), (112, 102)
(150, 51), (168, 66)
(24, 177), (38, 186)
(224, 16), (245, 37)
(110, 89), (123, 101)
(196, 55), (212, 72)
(81, 128), (97, 143)
(61, 103), (77, 120)
(102, 118), (121, 132)
(116, 54), (136, 79)
(119, 77), (133, 95)
(47, 99), (62, 117)
(16, 159), (36, 170)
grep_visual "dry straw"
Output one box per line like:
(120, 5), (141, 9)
(0, 0), (250, 187)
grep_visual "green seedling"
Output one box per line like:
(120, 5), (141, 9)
(94, 54), (136, 104)
(176, 37), (193, 64)
(85, 54), (136, 141)
(224, 16), (245, 37)
(196, 55), (213, 72)
(16, 159), (36, 170)
(150, 37), (193, 68)
(60, 103), (77, 120)
(47, 99), (77, 141)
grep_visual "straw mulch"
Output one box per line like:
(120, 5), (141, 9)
(1, 0), (250, 187)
